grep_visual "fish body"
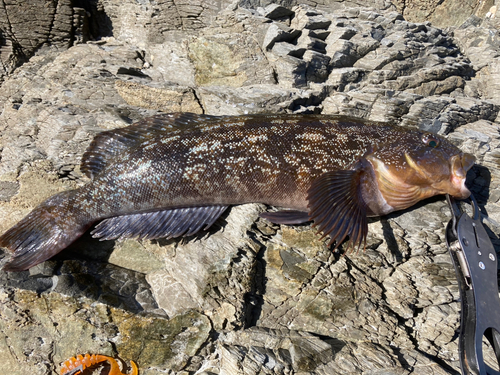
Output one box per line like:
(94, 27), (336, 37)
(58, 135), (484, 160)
(0, 113), (475, 271)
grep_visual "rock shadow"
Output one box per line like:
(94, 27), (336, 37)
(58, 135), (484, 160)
(73, 0), (114, 40)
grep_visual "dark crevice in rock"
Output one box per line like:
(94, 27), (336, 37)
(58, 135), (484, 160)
(191, 88), (206, 114)
(243, 233), (266, 328)
(45, 1), (57, 50)
(73, 0), (113, 39)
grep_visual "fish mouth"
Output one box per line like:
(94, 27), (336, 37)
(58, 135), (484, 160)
(449, 153), (475, 199)
(404, 152), (475, 200)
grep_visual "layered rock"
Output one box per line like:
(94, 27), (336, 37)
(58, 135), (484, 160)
(0, 2), (500, 375)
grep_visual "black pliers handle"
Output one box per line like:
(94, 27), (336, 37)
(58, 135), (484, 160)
(446, 193), (500, 374)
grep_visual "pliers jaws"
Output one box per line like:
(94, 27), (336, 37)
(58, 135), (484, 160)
(446, 193), (500, 374)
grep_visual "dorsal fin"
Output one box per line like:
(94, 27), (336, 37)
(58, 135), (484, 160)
(81, 112), (219, 179)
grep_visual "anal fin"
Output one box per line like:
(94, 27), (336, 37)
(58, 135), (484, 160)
(91, 205), (228, 241)
(259, 210), (310, 225)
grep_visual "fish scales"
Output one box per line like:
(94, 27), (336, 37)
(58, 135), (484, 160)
(0, 113), (475, 271)
(80, 117), (384, 217)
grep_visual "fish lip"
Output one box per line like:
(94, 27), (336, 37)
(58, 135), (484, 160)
(449, 153), (475, 199)
(461, 153), (476, 172)
(451, 174), (471, 199)
(406, 152), (474, 199)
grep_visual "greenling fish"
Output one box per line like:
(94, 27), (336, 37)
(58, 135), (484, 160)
(0, 113), (475, 271)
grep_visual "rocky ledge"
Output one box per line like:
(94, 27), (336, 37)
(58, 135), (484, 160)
(0, 2), (499, 375)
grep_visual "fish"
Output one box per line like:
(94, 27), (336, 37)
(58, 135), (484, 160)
(0, 113), (475, 271)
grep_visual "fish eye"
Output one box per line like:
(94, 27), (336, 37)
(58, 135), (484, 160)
(422, 133), (440, 148)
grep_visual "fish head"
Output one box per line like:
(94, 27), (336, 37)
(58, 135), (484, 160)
(366, 130), (475, 212)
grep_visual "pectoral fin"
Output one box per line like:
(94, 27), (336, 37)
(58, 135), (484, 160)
(307, 165), (368, 250)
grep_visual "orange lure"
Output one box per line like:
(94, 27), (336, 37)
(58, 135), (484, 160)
(60, 354), (138, 375)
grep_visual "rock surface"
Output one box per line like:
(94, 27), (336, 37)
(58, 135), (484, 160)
(1, 2), (500, 375)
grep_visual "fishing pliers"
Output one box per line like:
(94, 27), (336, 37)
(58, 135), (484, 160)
(445, 193), (500, 374)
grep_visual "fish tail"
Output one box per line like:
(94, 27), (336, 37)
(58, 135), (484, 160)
(0, 189), (91, 271)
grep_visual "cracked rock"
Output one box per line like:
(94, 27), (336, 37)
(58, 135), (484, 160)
(1, 2), (500, 375)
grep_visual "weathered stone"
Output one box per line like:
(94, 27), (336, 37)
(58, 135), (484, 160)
(307, 28), (331, 41)
(1, 2), (500, 375)
(0, 40), (155, 177)
(0, 285), (211, 374)
(259, 4), (294, 20)
(354, 46), (402, 70)
(325, 25), (357, 45)
(295, 33), (327, 55)
(325, 67), (365, 90)
(405, 75), (465, 96)
(271, 41), (303, 58)
(216, 327), (337, 373)
(328, 39), (358, 68)
(290, 6), (332, 30)
(197, 84), (316, 115)
(262, 23), (301, 50)
(0, 181), (19, 202)
(189, 34), (275, 87)
(115, 80), (203, 114)
(391, 0), (494, 27)
(0, 0), (74, 75)
(323, 89), (419, 123)
(303, 50), (331, 83)
(116, 310), (211, 371)
(273, 55), (307, 88)
(453, 25), (500, 102)
(401, 96), (500, 133)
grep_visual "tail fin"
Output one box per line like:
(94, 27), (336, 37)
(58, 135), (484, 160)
(0, 190), (91, 271)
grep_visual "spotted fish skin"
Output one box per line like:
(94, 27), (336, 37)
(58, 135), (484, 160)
(0, 113), (475, 271)
(82, 115), (386, 215)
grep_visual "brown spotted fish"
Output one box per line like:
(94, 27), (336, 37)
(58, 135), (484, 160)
(0, 113), (475, 271)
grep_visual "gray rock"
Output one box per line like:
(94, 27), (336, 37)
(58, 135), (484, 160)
(290, 5), (332, 30)
(272, 54), (307, 88)
(325, 25), (357, 45)
(307, 29), (331, 41)
(0, 181), (19, 202)
(189, 33), (275, 87)
(259, 4), (294, 20)
(197, 84), (316, 114)
(115, 80), (203, 114)
(295, 33), (327, 55)
(271, 41), (304, 58)
(328, 39), (358, 68)
(325, 67), (365, 90)
(401, 96), (500, 133)
(0, 0), (75, 75)
(1, 2), (500, 375)
(303, 50), (331, 83)
(263, 23), (301, 50)
(453, 25), (500, 102)
(391, 0), (493, 27)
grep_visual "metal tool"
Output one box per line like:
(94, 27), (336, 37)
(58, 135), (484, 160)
(446, 193), (500, 374)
